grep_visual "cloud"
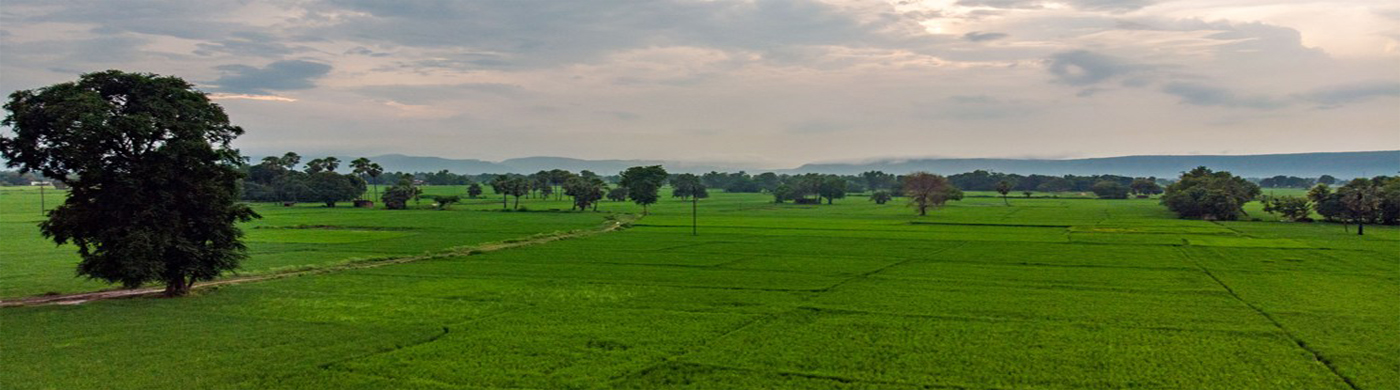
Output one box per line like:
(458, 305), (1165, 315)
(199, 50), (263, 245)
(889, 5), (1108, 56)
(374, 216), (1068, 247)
(963, 31), (1009, 42)
(1160, 82), (1288, 109)
(1297, 82), (1400, 107)
(955, 0), (1157, 12)
(352, 83), (524, 105)
(942, 95), (1038, 120)
(210, 60), (332, 94)
(208, 93), (298, 102)
(787, 121), (852, 134)
(193, 32), (311, 58)
(314, 0), (926, 70)
(1046, 50), (1155, 86)
(956, 0), (1044, 9)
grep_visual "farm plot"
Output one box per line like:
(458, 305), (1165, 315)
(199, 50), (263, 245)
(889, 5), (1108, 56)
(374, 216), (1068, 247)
(0, 186), (612, 298)
(1, 191), (1396, 389)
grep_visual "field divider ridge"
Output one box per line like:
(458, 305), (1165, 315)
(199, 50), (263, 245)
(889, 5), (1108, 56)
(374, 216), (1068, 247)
(1175, 247), (1362, 390)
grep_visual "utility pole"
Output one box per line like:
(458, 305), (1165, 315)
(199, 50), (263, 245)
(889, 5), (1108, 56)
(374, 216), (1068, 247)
(38, 181), (46, 215)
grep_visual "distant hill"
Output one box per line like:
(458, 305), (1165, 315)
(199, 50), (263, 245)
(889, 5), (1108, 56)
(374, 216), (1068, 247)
(791, 151), (1400, 178)
(249, 150), (1398, 178)
(353, 154), (509, 173)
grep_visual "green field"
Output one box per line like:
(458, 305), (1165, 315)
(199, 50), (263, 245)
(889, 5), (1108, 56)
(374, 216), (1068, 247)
(2, 186), (1396, 389)
(0, 186), (614, 297)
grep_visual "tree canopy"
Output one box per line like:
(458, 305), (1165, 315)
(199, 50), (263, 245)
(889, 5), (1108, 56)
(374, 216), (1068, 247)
(0, 70), (259, 296)
(902, 172), (963, 216)
(620, 165), (668, 214)
(1160, 167), (1260, 221)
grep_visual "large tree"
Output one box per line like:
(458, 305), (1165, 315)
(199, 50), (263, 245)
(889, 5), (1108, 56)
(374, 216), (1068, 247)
(902, 172), (963, 216)
(1129, 177), (1163, 196)
(307, 171), (365, 207)
(1160, 166), (1260, 221)
(564, 177), (607, 211)
(1337, 178), (1382, 235)
(818, 175), (847, 204)
(620, 165), (668, 215)
(0, 70), (260, 296)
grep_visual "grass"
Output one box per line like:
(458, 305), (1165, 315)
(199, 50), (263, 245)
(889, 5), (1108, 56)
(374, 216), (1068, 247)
(1, 186), (1396, 389)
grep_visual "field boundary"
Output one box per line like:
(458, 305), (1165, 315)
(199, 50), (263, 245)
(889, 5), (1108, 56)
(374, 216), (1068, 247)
(0, 215), (637, 308)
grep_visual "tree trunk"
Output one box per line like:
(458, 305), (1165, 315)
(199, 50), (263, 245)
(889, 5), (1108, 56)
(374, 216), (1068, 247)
(514, 196), (520, 210)
(503, 194), (508, 210)
(1358, 223), (1365, 236)
(1002, 195), (1008, 206)
(163, 275), (192, 297)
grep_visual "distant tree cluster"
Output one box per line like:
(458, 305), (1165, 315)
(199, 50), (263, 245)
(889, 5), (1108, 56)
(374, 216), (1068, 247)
(242, 152), (366, 207)
(0, 170), (50, 186)
(1298, 176), (1400, 234)
(945, 170), (1151, 194)
(766, 173), (849, 204)
(1256, 175), (1334, 188)
(700, 171), (769, 193)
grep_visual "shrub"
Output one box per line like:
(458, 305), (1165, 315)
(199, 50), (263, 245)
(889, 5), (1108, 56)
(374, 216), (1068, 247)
(433, 195), (460, 210)
(1091, 181), (1130, 199)
(1262, 195), (1312, 222)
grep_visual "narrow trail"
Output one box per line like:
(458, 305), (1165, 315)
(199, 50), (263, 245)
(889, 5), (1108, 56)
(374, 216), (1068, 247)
(0, 215), (636, 308)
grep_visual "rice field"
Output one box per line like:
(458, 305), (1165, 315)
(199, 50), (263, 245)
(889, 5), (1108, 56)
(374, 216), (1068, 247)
(1, 186), (1396, 389)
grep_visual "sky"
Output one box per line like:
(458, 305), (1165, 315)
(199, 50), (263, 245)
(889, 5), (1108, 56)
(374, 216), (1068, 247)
(1, 0), (1398, 168)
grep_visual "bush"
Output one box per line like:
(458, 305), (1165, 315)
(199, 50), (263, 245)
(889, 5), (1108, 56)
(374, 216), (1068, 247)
(869, 191), (893, 205)
(433, 195), (460, 210)
(1262, 195), (1312, 222)
(382, 184), (418, 210)
(1091, 181), (1130, 199)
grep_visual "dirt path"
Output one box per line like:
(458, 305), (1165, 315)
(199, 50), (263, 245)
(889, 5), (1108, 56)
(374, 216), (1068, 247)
(1, 216), (634, 308)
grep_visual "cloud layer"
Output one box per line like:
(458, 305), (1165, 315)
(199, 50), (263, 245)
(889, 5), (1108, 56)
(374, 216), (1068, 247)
(1, 0), (1396, 167)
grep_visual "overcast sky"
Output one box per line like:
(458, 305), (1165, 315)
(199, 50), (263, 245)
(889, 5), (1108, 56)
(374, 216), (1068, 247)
(2, 1), (1397, 168)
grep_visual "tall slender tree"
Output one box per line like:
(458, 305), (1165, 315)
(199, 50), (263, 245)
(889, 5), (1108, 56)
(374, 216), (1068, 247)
(672, 174), (708, 235)
(995, 180), (1012, 206)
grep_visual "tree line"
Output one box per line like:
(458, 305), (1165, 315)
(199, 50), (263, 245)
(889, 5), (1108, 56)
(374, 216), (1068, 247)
(1160, 166), (1398, 235)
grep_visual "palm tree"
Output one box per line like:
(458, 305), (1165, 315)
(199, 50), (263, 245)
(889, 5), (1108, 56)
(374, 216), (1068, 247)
(350, 157), (373, 200)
